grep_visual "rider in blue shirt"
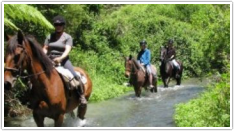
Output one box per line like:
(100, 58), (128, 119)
(137, 40), (154, 89)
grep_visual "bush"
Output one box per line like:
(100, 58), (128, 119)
(174, 72), (230, 127)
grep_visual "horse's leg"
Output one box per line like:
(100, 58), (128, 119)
(150, 77), (155, 93)
(77, 104), (87, 120)
(176, 76), (181, 85)
(177, 68), (183, 85)
(77, 104), (87, 127)
(166, 77), (171, 87)
(133, 85), (138, 97)
(54, 113), (65, 127)
(153, 77), (157, 93)
(137, 87), (142, 97)
(162, 77), (167, 88)
(33, 110), (44, 127)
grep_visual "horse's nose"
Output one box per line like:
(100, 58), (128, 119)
(4, 81), (12, 90)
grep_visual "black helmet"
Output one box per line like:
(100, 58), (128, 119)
(140, 40), (147, 46)
(53, 15), (66, 25)
(168, 39), (174, 44)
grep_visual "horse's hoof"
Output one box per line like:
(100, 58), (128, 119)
(77, 118), (86, 127)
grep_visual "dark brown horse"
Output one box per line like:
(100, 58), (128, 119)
(124, 55), (157, 97)
(159, 46), (183, 87)
(4, 30), (92, 127)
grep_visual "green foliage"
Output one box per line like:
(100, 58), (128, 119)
(31, 4), (66, 22)
(4, 4), (54, 31)
(69, 48), (132, 102)
(4, 4), (54, 43)
(174, 72), (230, 127)
(4, 79), (31, 117)
(74, 4), (229, 78)
(4, 18), (18, 30)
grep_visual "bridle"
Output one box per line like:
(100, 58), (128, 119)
(125, 59), (138, 75)
(4, 41), (45, 80)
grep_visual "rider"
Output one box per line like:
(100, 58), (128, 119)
(137, 40), (154, 89)
(42, 15), (87, 105)
(166, 39), (180, 78)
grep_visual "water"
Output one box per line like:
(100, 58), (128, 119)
(4, 78), (208, 127)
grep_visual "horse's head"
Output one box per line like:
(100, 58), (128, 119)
(4, 30), (29, 90)
(124, 55), (133, 78)
(159, 46), (167, 62)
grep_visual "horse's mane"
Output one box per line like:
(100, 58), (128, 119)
(132, 58), (141, 70)
(6, 35), (54, 76)
(26, 35), (54, 76)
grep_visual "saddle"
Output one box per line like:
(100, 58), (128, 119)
(55, 66), (87, 90)
(139, 65), (157, 77)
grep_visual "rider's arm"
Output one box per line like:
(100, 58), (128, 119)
(43, 35), (50, 54)
(43, 45), (48, 54)
(59, 35), (73, 60)
(144, 50), (151, 65)
(169, 48), (176, 60)
(60, 45), (72, 60)
(170, 55), (174, 59)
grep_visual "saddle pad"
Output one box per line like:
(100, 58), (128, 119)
(55, 66), (87, 85)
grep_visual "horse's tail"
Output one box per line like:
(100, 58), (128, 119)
(176, 60), (183, 75)
(151, 65), (157, 78)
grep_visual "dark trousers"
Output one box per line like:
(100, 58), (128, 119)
(61, 57), (78, 78)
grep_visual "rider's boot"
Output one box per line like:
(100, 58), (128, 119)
(74, 76), (87, 105)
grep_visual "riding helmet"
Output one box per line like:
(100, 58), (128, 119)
(168, 39), (174, 44)
(53, 15), (66, 25)
(140, 40), (147, 46)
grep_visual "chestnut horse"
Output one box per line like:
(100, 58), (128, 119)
(124, 55), (157, 97)
(4, 30), (92, 127)
(159, 46), (183, 87)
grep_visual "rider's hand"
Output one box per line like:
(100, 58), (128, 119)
(170, 55), (174, 59)
(53, 57), (62, 64)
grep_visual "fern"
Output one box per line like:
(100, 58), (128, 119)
(4, 18), (18, 30)
(4, 4), (54, 30)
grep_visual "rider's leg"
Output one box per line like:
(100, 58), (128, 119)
(60, 57), (78, 77)
(172, 59), (180, 78)
(146, 65), (154, 88)
(62, 57), (87, 105)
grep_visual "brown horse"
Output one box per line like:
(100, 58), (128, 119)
(4, 30), (92, 127)
(124, 55), (157, 97)
(159, 46), (183, 87)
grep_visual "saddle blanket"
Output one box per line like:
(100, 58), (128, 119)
(55, 66), (87, 87)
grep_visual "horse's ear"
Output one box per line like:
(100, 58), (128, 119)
(17, 30), (25, 45)
(129, 55), (132, 60)
(5, 34), (12, 42)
